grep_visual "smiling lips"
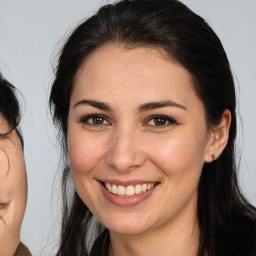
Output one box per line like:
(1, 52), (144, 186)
(100, 181), (159, 207)
(104, 182), (157, 197)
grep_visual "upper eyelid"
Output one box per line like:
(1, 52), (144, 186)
(145, 115), (176, 122)
(79, 114), (176, 125)
(143, 115), (177, 128)
(80, 114), (111, 124)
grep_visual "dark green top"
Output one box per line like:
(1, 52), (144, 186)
(13, 242), (32, 256)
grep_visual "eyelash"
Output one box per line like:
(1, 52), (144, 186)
(144, 115), (177, 128)
(80, 114), (177, 128)
(80, 114), (110, 126)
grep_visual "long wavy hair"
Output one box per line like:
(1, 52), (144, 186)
(49, 0), (256, 255)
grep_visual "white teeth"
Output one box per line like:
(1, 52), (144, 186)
(126, 185), (135, 196)
(117, 185), (126, 196)
(142, 184), (147, 192)
(135, 184), (142, 194)
(104, 182), (156, 196)
(106, 183), (112, 192)
(112, 184), (118, 194)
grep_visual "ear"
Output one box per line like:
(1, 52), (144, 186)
(204, 109), (231, 163)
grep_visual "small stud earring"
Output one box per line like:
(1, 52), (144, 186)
(211, 154), (216, 161)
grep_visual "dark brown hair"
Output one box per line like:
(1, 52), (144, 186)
(50, 0), (256, 255)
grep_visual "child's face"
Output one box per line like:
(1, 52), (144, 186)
(0, 115), (27, 254)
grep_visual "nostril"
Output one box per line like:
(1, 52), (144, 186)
(106, 148), (147, 172)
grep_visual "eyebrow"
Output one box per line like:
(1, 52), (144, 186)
(138, 100), (187, 112)
(73, 99), (111, 111)
(73, 99), (186, 112)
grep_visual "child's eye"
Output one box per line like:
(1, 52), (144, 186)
(81, 115), (110, 126)
(145, 115), (176, 127)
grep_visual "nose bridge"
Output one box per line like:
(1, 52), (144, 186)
(106, 125), (145, 172)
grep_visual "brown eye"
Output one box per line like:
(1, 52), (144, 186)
(146, 115), (176, 127)
(91, 117), (104, 124)
(154, 117), (167, 126)
(82, 115), (110, 126)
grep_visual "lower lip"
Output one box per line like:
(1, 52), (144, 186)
(99, 182), (158, 207)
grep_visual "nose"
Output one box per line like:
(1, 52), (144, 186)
(106, 128), (146, 173)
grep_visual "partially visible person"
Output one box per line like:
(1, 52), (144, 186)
(0, 73), (31, 256)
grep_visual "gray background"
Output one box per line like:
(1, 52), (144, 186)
(0, 0), (255, 255)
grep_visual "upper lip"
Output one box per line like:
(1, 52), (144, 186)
(99, 179), (159, 187)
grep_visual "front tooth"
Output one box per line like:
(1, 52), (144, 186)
(117, 185), (126, 196)
(106, 183), (112, 192)
(147, 183), (151, 190)
(112, 184), (118, 194)
(142, 184), (147, 192)
(150, 183), (154, 189)
(135, 184), (142, 194)
(126, 185), (135, 196)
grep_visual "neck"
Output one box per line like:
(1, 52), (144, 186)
(108, 205), (199, 256)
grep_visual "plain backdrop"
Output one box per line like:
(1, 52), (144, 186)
(0, 0), (255, 255)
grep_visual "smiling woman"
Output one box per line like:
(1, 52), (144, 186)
(49, 0), (256, 255)
(0, 73), (31, 256)
(68, 45), (212, 239)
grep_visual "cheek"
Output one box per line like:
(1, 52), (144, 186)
(67, 131), (108, 213)
(15, 165), (27, 214)
(10, 157), (27, 224)
(0, 153), (27, 236)
(11, 149), (27, 202)
(0, 148), (9, 178)
(67, 131), (106, 177)
(146, 131), (207, 178)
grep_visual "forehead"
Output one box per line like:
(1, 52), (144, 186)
(0, 114), (10, 133)
(71, 44), (203, 113)
(76, 44), (190, 84)
(0, 118), (23, 180)
(0, 115), (21, 149)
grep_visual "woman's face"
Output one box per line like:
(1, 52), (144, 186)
(67, 44), (212, 235)
(0, 115), (27, 252)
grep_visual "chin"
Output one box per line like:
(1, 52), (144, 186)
(101, 213), (154, 235)
(108, 224), (149, 236)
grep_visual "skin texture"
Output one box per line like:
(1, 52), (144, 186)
(67, 44), (231, 256)
(0, 115), (27, 256)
